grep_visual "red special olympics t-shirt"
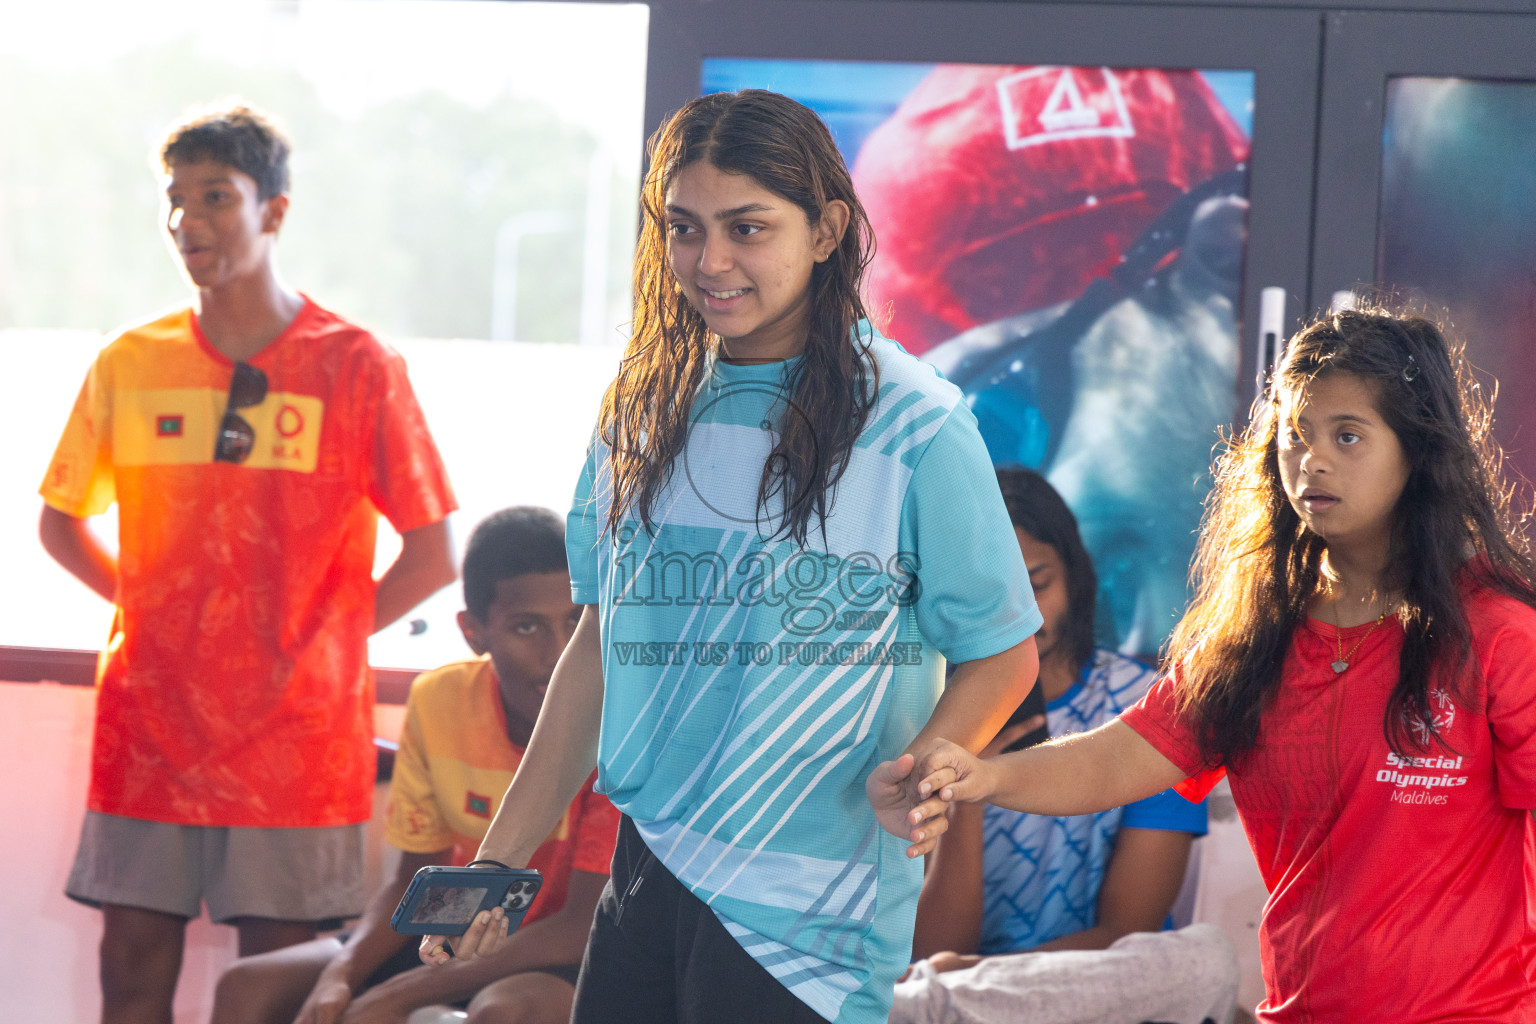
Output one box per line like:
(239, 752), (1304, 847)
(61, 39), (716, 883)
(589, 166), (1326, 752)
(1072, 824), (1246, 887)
(40, 299), (456, 827)
(1122, 583), (1536, 1023)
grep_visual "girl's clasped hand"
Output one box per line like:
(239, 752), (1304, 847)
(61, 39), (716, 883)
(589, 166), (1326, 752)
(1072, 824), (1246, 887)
(866, 742), (983, 856)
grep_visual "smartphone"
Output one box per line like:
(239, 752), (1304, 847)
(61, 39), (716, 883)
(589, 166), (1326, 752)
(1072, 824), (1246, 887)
(390, 865), (543, 937)
(1000, 681), (1050, 753)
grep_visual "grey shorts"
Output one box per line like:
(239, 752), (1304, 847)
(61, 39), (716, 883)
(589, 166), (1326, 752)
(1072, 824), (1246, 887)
(66, 810), (367, 924)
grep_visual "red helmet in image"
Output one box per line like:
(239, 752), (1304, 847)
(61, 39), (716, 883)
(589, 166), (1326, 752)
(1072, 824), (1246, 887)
(852, 65), (1250, 354)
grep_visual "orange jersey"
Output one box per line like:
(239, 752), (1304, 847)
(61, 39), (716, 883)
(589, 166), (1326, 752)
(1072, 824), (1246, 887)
(385, 658), (620, 924)
(40, 299), (456, 827)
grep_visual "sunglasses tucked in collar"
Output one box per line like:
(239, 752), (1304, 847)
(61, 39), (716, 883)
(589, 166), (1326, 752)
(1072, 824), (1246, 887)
(214, 362), (268, 464)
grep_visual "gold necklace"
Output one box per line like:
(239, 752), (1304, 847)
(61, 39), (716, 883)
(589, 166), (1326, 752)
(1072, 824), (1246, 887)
(1330, 597), (1388, 674)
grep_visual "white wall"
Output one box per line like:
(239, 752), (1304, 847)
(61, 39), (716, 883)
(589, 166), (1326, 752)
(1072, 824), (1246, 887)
(1192, 778), (1269, 1020)
(0, 682), (403, 1022)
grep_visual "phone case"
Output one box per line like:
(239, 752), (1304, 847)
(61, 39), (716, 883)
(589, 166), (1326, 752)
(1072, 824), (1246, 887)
(390, 865), (544, 936)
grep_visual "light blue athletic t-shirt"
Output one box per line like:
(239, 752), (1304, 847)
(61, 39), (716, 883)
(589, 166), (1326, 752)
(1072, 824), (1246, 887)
(979, 649), (1208, 954)
(567, 324), (1041, 1023)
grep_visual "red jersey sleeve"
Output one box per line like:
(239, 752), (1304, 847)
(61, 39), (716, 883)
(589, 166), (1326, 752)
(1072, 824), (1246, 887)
(570, 771), (621, 876)
(1480, 594), (1536, 809)
(1119, 668), (1227, 802)
(366, 345), (456, 532)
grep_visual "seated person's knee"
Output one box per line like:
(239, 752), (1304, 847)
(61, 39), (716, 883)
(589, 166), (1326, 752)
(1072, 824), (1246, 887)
(465, 971), (575, 1024)
(210, 941), (331, 1024)
(211, 961), (265, 1020)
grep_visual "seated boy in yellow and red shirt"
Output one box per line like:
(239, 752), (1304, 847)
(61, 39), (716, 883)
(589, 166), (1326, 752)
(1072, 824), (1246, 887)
(212, 508), (619, 1024)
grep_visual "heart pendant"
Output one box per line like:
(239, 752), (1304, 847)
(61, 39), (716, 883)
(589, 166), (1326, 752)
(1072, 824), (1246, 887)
(1331, 660), (1348, 673)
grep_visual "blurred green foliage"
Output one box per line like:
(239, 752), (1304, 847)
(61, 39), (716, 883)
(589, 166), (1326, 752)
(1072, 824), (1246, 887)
(0, 37), (636, 342)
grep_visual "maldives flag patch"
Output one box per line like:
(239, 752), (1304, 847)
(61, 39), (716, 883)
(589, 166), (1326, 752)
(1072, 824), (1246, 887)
(464, 791), (492, 818)
(156, 415), (184, 437)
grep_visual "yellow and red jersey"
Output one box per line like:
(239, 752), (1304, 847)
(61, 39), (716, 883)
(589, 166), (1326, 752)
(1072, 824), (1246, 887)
(40, 299), (456, 827)
(385, 658), (620, 923)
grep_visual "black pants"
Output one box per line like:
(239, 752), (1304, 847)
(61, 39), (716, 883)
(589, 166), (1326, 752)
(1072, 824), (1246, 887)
(571, 816), (829, 1024)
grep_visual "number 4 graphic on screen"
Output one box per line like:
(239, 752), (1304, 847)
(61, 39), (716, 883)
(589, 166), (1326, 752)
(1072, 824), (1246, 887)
(997, 67), (1137, 150)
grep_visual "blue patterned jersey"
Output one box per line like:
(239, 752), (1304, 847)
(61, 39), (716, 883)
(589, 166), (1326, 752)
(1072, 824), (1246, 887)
(567, 324), (1042, 1022)
(978, 649), (1208, 954)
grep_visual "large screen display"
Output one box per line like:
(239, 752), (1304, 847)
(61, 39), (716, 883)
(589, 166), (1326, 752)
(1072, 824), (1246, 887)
(704, 59), (1255, 655)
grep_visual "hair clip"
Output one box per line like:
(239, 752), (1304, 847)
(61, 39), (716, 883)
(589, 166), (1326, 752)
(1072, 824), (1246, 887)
(1402, 354), (1419, 382)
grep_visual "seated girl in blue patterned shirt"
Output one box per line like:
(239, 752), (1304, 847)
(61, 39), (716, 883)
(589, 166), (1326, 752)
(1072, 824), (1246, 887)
(890, 467), (1237, 1024)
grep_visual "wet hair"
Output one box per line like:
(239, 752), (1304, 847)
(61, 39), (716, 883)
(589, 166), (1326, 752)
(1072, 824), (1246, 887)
(462, 507), (568, 622)
(600, 89), (879, 546)
(995, 465), (1097, 672)
(159, 102), (291, 201)
(1169, 307), (1536, 765)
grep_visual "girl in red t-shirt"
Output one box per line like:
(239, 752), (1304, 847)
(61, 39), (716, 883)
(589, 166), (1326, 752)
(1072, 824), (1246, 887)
(877, 308), (1536, 1022)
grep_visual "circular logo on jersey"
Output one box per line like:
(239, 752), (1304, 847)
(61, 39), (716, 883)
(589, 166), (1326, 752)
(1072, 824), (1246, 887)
(680, 382), (820, 530)
(1408, 687), (1457, 746)
(276, 404), (306, 438)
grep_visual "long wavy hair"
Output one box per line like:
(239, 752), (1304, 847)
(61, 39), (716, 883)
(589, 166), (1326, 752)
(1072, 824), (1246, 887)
(1168, 307), (1536, 765)
(599, 90), (878, 545)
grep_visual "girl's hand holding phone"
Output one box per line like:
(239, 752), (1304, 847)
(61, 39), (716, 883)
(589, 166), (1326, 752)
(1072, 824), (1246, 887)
(406, 862), (541, 966)
(418, 905), (507, 965)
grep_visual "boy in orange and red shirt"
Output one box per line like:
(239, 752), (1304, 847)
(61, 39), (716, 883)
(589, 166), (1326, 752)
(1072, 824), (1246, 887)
(38, 102), (458, 1021)
(212, 507), (618, 1024)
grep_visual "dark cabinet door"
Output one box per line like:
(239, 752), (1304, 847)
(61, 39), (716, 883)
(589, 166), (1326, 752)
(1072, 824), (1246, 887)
(1313, 10), (1536, 486)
